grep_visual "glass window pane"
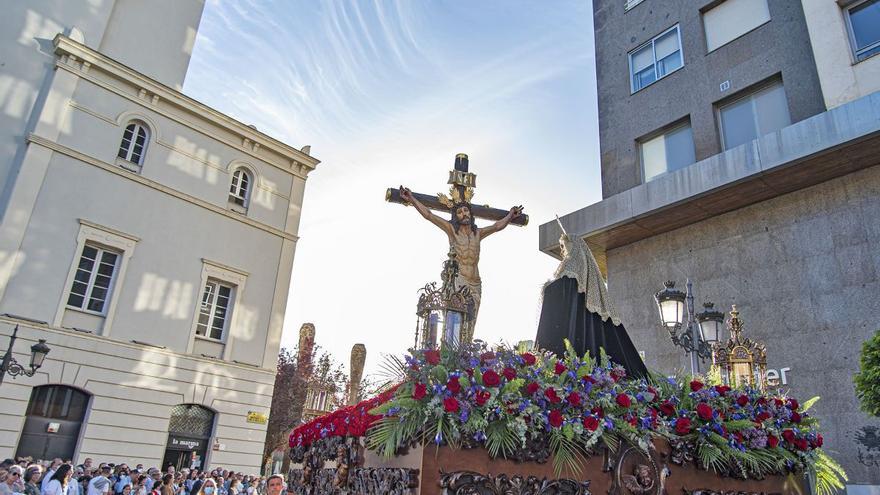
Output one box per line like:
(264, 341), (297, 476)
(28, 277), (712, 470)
(74, 269), (91, 284)
(630, 44), (654, 73)
(634, 67), (656, 91)
(753, 84), (791, 137)
(70, 281), (88, 296)
(82, 246), (98, 260)
(87, 298), (105, 313)
(720, 96), (758, 150)
(656, 51), (681, 78)
(851, 0), (880, 52)
(654, 29), (680, 60)
(67, 293), (84, 308)
(641, 134), (667, 182)
(664, 125), (696, 172)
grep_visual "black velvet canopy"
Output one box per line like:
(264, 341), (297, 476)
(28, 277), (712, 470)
(536, 277), (649, 380)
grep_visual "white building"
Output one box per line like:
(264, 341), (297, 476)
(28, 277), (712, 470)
(0, 1), (319, 473)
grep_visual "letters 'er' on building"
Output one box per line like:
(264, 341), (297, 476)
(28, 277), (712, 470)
(540, 0), (880, 489)
(0, 0), (319, 473)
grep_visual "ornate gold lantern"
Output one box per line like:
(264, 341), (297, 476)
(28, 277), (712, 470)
(712, 306), (767, 390)
(414, 251), (475, 349)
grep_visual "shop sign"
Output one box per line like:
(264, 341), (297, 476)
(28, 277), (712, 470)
(47, 422), (60, 433)
(167, 436), (203, 450)
(247, 411), (268, 424)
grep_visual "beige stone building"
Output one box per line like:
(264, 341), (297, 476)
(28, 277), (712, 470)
(0, 1), (318, 473)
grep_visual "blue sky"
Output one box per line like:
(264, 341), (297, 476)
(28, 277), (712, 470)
(184, 0), (602, 377)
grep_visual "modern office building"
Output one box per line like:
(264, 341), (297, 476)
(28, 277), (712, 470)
(0, 1), (319, 473)
(540, 0), (880, 491)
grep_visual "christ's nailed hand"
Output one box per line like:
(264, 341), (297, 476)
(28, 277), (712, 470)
(400, 186), (412, 202)
(510, 205), (523, 217)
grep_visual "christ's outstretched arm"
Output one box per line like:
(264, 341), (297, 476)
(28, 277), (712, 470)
(400, 186), (453, 236)
(479, 206), (523, 239)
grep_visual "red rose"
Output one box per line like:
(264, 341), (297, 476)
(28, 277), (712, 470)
(583, 416), (599, 431)
(443, 396), (459, 413)
(413, 383), (427, 400)
(782, 429), (796, 443)
(755, 411), (771, 423)
(615, 393), (631, 408)
(690, 380), (704, 392)
(788, 398), (799, 411)
(610, 369), (624, 382)
(736, 395), (749, 407)
(675, 417), (692, 435)
(773, 398), (784, 408)
(446, 377), (461, 394)
(482, 370), (501, 387)
(475, 390), (491, 406)
(480, 351), (495, 363)
(714, 385), (730, 396)
(790, 411), (802, 423)
(592, 406), (605, 418)
(816, 434), (823, 448)
(696, 403), (714, 421)
(521, 353), (536, 366)
(566, 392), (582, 407)
(548, 409), (564, 428)
(582, 375), (596, 384)
(554, 362), (567, 375)
(424, 350), (440, 365)
(767, 435), (779, 448)
(526, 382), (540, 395)
(795, 439), (809, 451)
(659, 401), (676, 417)
(757, 397), (768, 406)
(466, 368), (474, 377)
(628, 416), (638, 427)
(544, 388), (561, 404)
(503, 367), (517, 381)
(647, 386), (659, 401)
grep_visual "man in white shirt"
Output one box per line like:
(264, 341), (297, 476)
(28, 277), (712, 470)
(87, 466), (112, 495)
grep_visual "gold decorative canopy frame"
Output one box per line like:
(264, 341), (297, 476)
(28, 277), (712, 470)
(712, 305), (767, 391)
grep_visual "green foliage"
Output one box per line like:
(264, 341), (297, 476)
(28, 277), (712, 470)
(549, 429), (586, 477)
(812, 449), (848, 495)
(854, 329), (880, 417)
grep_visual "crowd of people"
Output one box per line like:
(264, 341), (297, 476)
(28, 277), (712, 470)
(0, 459), (285, 495)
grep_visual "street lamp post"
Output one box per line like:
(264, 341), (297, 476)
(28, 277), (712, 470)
(0, 325), (50, 386)
(654, 280), (724, 375)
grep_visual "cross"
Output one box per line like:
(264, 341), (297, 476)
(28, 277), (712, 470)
(385, 153), (529, 226)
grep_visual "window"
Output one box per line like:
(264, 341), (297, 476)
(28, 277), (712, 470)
(66, 244), (120, 314)
(117, 122), (149, 167)
(195, 279), (234, 340)
(703, 0), (771, 52)
(718, 81), (790, 150)
(640, 122), (696, 182)
(228, 169), (251, 208)
(629, 26), (683, 93)
(846, 0), (880, 61)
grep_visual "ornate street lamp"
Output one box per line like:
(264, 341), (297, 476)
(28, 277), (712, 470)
(414, 251), (475, 349)
(696, 302), (725, 344)
(654, 280), (715, 374)
(713, 306), (767, 391)
(0, 325), (50, 386)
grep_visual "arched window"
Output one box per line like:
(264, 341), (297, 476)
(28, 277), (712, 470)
(228, 168), (252, 208)
(117, 121), (149, 167)
(16, 385), (91, 461)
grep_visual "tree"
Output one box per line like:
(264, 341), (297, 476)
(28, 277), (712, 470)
(854, 329), (880, 417)
(262, 344), (347, 473)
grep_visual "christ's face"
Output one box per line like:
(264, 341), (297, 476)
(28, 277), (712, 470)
(455, 206), (471, 225)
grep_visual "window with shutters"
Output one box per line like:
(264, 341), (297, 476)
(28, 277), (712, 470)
(117, 121), (149, 170)
(66, 244), (120, 315)
(195, 279), (235, 341)
(228, 168), (252, 210)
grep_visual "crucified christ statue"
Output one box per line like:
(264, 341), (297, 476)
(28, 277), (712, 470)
(399, 185), (523, 321)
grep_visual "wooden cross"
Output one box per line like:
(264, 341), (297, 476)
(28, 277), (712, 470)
(385, 153), (529, 226)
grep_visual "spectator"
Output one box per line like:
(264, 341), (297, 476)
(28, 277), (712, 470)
(24, 466), (42, 495)
(264, 476), (282, 495)
(113, 467), (130, 495)
(1, 465), (24, 495)
(194, 479), (215, 495)
(86, 466), (111, 495)
(119, 485), (131, 495)
(44, 464), (72, 495)
(41, 460), (62, 495)
(158, 475), (172, 495)
(75, 461), (91, 474)
(131, 477), (145, 495)
(225, 480), (238, 495)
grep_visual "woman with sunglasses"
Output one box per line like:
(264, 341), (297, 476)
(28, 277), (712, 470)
(0, 465), (24, 495)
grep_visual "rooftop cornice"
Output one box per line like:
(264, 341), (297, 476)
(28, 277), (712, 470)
(53, 34), (320, 173)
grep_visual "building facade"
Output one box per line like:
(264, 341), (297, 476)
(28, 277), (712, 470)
(0, 1), (319, 473)
(540, 0), (880, 491)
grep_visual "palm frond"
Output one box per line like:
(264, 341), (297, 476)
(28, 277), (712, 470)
(550, 429), (586, 477)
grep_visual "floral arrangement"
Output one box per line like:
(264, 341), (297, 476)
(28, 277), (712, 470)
(288, 341), (845, 493)
(363, 341), (843, 488)
(289, 384), (399, 450)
